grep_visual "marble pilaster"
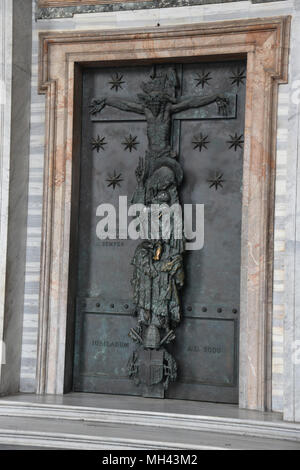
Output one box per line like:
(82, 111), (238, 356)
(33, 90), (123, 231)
(0, 0), (13, 394)
(0, 0), (32, 395)
(284, 9), (300, 422)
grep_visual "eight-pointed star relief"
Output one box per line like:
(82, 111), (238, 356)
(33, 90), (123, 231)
(230, 68), (246, 87)
(109, 72), (125, 92)
(207, 173), (225, 190)
(227, 133), (244, 151)
(192, 133), (210, 152)
(106, 170), (124, 189)
(122, 134), (139, 152)
(91, 135), (107, 152)
(194, 71), (212, 89)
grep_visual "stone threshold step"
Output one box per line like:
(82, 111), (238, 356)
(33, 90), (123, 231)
(0, 429), (206, 451)
(0, 399), (300, 443)
(0, 415), (299, 450)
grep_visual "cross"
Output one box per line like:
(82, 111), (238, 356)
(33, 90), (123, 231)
(89, 65), (231, 169)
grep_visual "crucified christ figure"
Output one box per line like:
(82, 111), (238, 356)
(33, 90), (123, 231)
(89, 65), (228, 159)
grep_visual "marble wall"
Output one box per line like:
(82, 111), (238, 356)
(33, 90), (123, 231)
(19, 1), (44, 392)
(18, 0), (300, 419)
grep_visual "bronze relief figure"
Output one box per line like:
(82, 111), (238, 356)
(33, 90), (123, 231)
(90, 65), (228, 396)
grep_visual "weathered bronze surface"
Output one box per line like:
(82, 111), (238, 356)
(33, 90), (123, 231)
(88, 65), (230, 396)
(73, 61), (245, 402)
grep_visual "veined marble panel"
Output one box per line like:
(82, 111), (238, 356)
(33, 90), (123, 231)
(36, 0), (288, 20)
(0, 0), (32, 395)
(0, 0), (13, 381)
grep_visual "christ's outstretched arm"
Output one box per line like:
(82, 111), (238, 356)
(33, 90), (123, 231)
(171, 94), (228, 115)
(90, 97), (144, 115)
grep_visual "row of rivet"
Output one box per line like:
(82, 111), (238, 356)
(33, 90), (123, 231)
(186, 306), (238, 314)
(88, 303), (238, 314)
(93, 302), (129, 309)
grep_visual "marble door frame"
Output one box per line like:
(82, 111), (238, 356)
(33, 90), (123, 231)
(37, 16), (290, 410)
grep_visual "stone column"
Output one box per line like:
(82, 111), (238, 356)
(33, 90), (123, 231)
(0, 0), (32, 395)
(0, 0), (13, 393)
(284, 5), (300, 422)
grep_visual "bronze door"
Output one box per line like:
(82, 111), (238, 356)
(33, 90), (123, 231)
(73, 61), (246, 403)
